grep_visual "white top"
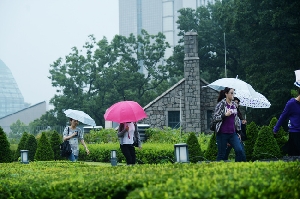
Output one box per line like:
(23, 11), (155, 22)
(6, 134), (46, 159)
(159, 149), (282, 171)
(121, 122), (134, 144)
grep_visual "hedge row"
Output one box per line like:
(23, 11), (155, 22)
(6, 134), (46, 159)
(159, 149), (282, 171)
(0, 161), (299, 199)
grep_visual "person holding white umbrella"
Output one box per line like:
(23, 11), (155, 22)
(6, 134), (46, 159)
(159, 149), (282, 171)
(273, 70), (300, 156)
(213, 87), (246, 162)
(63, 118), (90, 162)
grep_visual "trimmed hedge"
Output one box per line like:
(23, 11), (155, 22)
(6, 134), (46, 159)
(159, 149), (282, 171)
(0, 161), (299, 199)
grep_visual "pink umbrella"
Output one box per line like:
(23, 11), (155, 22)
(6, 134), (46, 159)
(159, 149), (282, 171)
(104, 101), (147, 123)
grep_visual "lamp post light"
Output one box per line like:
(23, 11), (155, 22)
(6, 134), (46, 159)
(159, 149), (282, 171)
(111, 150), (117, 166)
(174, 143), (189, 163)
(20, 150), (29, 164)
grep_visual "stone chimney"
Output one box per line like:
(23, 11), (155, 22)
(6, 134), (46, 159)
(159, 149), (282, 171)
(183, 32), (201, 132)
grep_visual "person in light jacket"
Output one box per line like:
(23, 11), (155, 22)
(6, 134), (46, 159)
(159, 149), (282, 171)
(118, 122), (142, 165)
(213, 87), (246, 162)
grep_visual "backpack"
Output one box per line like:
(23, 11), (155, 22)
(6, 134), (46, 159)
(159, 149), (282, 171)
(60, 127), (72, 157)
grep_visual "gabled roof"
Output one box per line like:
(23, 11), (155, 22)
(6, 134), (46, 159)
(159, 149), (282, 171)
(143, 77), (213, 110)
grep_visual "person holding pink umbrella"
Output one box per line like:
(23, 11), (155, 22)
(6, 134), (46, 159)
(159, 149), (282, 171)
(118, 122), (142, 165)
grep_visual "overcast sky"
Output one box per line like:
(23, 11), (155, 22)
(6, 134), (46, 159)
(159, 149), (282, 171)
(0, 0), (119, 109)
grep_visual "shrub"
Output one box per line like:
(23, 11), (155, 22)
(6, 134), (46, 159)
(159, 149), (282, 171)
(84, 128), (118, 144)
(24, 134), (37, 161)
(35, 132), (54, 161)
(50, 131), (63, 160)
(145, 127), (188, 144)
(0, 126), (12, 163)
(252, 126), (281, 161)
(15, 132), (29, 161)
(204, 133), (217, 161)
(186, 132), (203, 163)
(244, 122), (258, 161)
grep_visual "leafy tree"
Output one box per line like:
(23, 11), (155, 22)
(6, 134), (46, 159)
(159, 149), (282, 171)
(50, 131), (63, 160)
(244, 122), (258, 161)
(15, 132), (29, 161)
(48, 31), (171, 127)
(35, 132), (54, 161)
(0, 127), (12, 163)
(186, 132), (203, 163)
(24, 134), (37, 162)
(204, 133), (217, 161)
(9, 120), (28, 141)
(252, 126), (281, 161)
(28, 110), (61, 135)
(232, 0), (300, 125)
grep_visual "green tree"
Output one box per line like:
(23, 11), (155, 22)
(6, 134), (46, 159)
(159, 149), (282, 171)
(186, 132), (203, 163)
(252, 126), (281, 161)
(24, 134), (37, 162)
(0, 127), (12, 163)
(9, 120), (28, 141)
(244, 122), (258, 161)
(232, 0), (300, 125)
(35, 132), (54, 161)
(15, 132), (29, 161)
(49, 31), (171, 127)
(204, 133), (217, 161)
(50, 131), (63, 160)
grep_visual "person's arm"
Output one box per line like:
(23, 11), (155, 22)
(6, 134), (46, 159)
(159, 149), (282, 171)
(274, 100), (292, 133)
(134, 123), (142, 149)
(80, 139), (90, 155)
(118, 123), (128, 138)
(213, 101), (226, 122)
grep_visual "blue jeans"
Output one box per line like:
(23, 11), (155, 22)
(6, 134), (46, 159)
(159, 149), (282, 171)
(68, 153), (78, 162)
(216, 133), (246, 162)
(225, 141), (246, 160)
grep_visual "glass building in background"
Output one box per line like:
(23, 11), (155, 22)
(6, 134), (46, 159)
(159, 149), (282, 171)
(0, 59), (25, 118)
(119, 0), (216, 67)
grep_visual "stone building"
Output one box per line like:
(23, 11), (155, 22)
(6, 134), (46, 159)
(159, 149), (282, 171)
(140, 32), (219, 133)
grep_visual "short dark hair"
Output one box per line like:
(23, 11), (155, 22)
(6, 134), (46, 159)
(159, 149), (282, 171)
(234, 97), (240, 103)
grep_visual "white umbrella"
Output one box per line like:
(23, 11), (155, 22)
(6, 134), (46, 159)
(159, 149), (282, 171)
(204, 77), (271, 108)
(64, 109), (96, 126)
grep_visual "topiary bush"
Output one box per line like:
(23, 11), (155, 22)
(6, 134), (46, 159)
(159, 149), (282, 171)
(15, 132), (29, 161)
(186, 132), (203, 163)
(35, 132), (54, 161)
(24, 134), (37, 162)
(204, 133), (217, 161)
(252, 126), (281, 161)
(50, 131), (63, 161)
(244, 122), (258, 161)
(0, 126), (12, 163)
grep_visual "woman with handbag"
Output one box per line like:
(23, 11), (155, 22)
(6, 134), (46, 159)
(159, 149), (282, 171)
(213, 87), (246, 162)
(63, 118), (90, 162)
(118, 122), (142, 165)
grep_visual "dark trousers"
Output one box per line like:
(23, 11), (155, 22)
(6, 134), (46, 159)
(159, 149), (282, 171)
(286, 132), (300, 156)
(216, 133), (246, 162)
(120, 144), (136, 165)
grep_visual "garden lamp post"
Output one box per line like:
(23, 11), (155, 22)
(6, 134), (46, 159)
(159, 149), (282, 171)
(174, 143), (189, 163)
(20, 150), (29, 164)
(111, 150), (117, 166)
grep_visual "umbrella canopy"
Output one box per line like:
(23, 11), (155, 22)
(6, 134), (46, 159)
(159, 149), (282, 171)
(64, 109), (96, 126)
(104, 101), (147, 123)
(205, 78), (271, 108)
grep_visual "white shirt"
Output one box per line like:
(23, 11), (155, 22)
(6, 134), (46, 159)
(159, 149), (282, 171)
(121, 122), (134, 144)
